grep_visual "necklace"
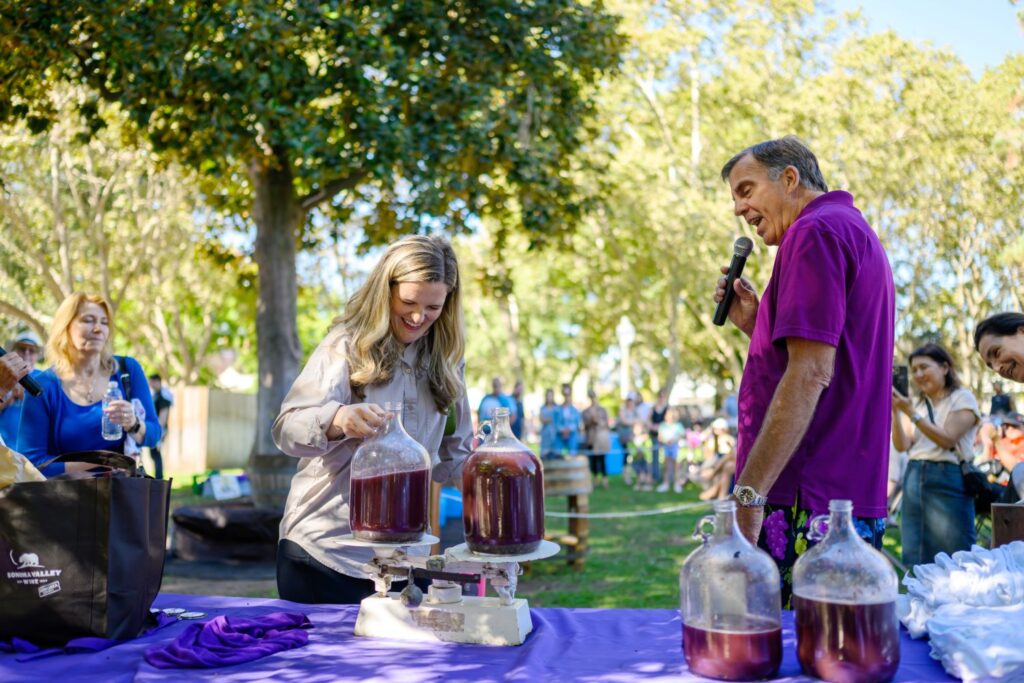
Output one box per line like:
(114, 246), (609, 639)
(68, 373), (103, 404)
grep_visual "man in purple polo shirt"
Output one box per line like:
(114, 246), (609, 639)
(713, 136), (895, 604)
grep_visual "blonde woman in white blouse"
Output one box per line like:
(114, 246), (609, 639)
(272, 235), (473, 604)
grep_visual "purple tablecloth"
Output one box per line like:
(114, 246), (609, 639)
(0, 593), (952, 682)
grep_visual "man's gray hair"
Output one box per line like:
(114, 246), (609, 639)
(720, 136), (829, 193)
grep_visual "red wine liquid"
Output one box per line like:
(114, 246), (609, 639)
(794, 596), (900, 683)
(682, 620), (782, 681)
(349, 468), (430, 543)
(463, 447), (544, 554)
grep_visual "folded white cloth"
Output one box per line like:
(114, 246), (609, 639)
(926, 603), (1024, 682)
(896, 542), (1024, 681)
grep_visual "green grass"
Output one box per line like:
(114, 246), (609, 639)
(518, 479), (714, 609)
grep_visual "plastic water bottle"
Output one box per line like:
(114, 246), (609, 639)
(101, 381), (123, 440)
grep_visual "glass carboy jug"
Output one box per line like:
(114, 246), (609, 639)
(679, 500), (782, 680)
(792, 499), (900, 683)
(462, 406), (544, 554)
(348, 401), (432, 543)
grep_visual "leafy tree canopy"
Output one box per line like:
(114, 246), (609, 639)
(3, 0), (622, 241)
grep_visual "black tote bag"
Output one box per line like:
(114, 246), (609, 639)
(0, 454), (170, 645)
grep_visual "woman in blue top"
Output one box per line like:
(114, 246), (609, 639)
(18, 293), (161, 477)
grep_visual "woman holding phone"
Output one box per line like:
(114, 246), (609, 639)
(891, 343), (979, 567)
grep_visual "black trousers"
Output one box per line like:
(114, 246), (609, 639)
(276, 539), (429, 605)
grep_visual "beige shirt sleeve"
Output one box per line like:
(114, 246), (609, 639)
(272, 326), (352, 458)
(434, 362), (473, 485)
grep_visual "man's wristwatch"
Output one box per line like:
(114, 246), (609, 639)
(732, 485), (768, 507)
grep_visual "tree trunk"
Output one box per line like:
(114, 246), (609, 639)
(247, 151), (304, 509)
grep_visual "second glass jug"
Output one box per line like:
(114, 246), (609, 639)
(792, 499), (900, 683)
(462, 406), (544, 554)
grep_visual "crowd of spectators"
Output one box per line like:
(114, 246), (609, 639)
(477, 378), (737, 499)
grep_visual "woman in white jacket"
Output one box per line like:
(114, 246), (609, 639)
(272, 235), (473, 604)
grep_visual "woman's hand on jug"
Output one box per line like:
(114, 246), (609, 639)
(330, 403), (387, 439)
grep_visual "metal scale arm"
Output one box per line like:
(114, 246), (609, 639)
(361, 548), (522, 604)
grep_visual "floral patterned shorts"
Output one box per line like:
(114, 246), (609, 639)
(759, 497), (886, 609)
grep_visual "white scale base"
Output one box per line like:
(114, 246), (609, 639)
(350, 539), (560, 646)
(354, 593), (533, 646)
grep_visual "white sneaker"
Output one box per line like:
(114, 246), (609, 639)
(673, 483), (683, 493)
(656, 483), (669, 492)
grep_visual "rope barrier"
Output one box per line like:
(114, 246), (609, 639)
(544, 500), (713, 519)
(441, 492), (713, 520)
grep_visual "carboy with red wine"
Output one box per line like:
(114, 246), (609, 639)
(462, 406), (544, 555)
(348, 401), (432, 543)
(793, 499), (900, 683)
(679, 499), (782, 681)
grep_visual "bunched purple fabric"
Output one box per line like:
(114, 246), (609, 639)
(143, 612), (313, 669)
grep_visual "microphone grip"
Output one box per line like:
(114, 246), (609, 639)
(20, 374), (42, 397)
(0, 345), (42, 397)
(713, 256), (748, 327)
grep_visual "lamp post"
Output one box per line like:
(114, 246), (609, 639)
(616, 316), (636, 399)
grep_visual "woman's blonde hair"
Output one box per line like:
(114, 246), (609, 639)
(46, 293), (116, 377)
(333, 234), (465, 411)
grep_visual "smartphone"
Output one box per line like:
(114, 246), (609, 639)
(892, 365), (909, 396)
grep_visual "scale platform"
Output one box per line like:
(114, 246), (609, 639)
(446, 540), (560, 564)
(335, 533), (439, 550)
(352, 539), (560, 646)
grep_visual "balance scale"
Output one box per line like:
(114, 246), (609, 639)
(336, 534), (560, 646)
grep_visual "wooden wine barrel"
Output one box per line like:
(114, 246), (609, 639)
(992, 503), (1024, 548)
(543, 456), (593, 497)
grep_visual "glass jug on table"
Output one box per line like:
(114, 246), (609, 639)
(679, 499), (782, 680)
(793, 499), (900, 683)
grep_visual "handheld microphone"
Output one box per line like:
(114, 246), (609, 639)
(0, 346), (42, 396)
(713, 237), (754, 327)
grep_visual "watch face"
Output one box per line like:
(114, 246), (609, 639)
(735, 486), (753, 505)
